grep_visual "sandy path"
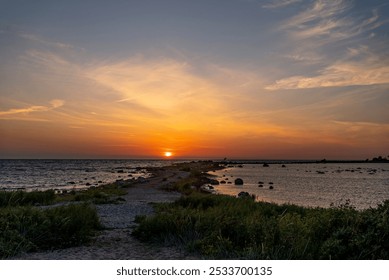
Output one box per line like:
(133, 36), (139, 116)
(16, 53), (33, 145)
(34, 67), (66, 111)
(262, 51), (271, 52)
(16, 169), (197, 260)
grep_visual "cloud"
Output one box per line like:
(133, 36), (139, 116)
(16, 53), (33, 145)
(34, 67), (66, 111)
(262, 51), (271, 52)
(19, 33), (75, 50)
(266, 62), (389, 90)
(0, 99), (65, 117)
(262, 0), (302, 9)
(85, 58), (227, 113)
(282, 0), (383, 42)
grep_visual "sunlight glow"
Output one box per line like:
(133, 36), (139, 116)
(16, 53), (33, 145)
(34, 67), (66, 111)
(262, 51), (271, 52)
(164, 151), (173, 157)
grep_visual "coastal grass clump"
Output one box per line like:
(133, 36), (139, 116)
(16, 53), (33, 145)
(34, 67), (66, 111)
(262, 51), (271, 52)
(0, 203), (101, 259)
(162, 161), (224, 195)
(56, 183), (128, 204)
(0, 190), (55, 207)
(133, 193), (389, 259)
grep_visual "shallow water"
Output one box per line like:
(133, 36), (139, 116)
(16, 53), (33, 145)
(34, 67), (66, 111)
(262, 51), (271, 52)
(0, 159), (175, 191)
(209, 163), (389, 209)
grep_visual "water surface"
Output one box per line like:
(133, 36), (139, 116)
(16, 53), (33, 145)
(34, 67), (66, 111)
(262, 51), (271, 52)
(209, 163), (389, 209)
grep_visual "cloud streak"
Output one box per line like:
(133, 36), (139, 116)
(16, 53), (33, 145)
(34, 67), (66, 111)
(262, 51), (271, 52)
(0, 99), (64, 117)
(282, 0), (383, 42)
(266, 46), (389, 89)
(262, 0), (302, 9)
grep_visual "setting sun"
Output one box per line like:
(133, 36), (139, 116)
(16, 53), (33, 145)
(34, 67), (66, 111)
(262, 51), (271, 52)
(164, 152), (173, 157)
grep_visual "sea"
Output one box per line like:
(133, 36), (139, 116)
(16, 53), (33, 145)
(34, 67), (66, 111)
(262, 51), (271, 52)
(209, 162), (389, 210)
(0, 159), (177, 192)
(1, 159), (389, 209)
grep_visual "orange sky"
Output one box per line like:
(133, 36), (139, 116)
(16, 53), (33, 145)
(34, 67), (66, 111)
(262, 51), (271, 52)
(1, 1), (388, 159)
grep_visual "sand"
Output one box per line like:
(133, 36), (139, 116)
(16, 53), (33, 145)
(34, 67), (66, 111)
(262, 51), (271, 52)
(14, 168), (198, 260)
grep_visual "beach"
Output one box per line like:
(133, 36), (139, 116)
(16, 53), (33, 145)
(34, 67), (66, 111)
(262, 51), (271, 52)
(6, 160), (389, 260)
(13, 165), (198, 260)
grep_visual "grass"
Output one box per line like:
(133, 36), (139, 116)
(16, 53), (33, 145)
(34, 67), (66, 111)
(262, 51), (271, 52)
(0, 181), (127, 259)
(133, 192), (389, 259)
(56, 183), (128, 204)
(0, 203), (101, 259)
(161, 161), (224, 194)
(0, 190), (56, 207)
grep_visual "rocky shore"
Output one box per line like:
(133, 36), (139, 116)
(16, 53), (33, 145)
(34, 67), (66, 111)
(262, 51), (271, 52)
(14, 167), (199, 260)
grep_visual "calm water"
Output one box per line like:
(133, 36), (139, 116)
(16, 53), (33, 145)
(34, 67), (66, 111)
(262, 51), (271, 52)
(0, 159), (176, 191)
(209, 163), (389, 209)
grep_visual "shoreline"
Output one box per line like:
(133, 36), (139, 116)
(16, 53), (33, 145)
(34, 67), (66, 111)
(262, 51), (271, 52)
(10, 161), (221, 260)
(4, 160), (389, 259)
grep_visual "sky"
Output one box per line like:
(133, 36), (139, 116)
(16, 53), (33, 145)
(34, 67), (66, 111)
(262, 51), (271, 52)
(0, 0), (388, 159)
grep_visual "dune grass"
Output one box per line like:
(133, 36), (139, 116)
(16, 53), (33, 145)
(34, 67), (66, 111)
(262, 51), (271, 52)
(133, 192), (389, 259)
(0, 203), (101, 259)
(0, 180), (129, 258)
(56, 183), (128, 204)
(0, 190), (56, 207)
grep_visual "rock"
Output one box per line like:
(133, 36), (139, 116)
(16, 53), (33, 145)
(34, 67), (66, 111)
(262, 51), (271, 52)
(67, 181), (76, 185)
(137, 177), (148, 183)
(220, 180), (226, 184)
(208, 179), (220, 185)
(234, 178), (244, 185)
(282, 164), (286, 168)
(200, 184), (215, 193)
(258, 184), (263, 187)
(263, 163), (269, 167)
(238, 191), (250, 198)
(269, 185), (274, 189)
(258, 181), (264, 184)
(238, 192), (255, 200)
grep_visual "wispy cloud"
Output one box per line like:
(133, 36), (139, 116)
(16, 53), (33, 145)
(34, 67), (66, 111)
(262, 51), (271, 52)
(262, 0), (302, 9)
(0, 99), (65, 117)
(86, 58), (229, 114)
(266, 45), (389, 89)
(19, 33), (75, 50)
(267, 0), (389, 90)
(282, 0), (383, 42)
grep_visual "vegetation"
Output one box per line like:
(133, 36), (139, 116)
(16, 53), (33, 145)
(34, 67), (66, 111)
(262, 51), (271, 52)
(0, 190), (56, 207)
(56, 183), (128, 204)
(0, 182), (129, 258)
(161, 161), (223, 194)
(133, 193), (389, 259)
(0, 203), (101, 259)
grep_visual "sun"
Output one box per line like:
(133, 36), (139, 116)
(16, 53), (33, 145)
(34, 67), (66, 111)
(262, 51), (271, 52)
(164, 151), (173, 157)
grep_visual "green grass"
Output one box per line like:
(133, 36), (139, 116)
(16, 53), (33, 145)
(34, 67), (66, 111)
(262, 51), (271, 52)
(0, 183), (126, 258)
(0, 203), (101, 259)
(56, 183), (128, 204)
(0, 190), (56, 207)
(133, 193), (389, 259)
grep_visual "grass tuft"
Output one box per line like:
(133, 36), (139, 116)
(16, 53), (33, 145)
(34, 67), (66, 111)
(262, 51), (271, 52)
(0, 203), (101, 259)
(0, 190), (56, 207)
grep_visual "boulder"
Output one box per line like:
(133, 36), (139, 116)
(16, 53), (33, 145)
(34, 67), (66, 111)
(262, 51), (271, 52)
(238, 192), (256, 200)
(234, 178), (244, 185)
(208, 179), (220, 185)
(238, 191), (250, 198)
